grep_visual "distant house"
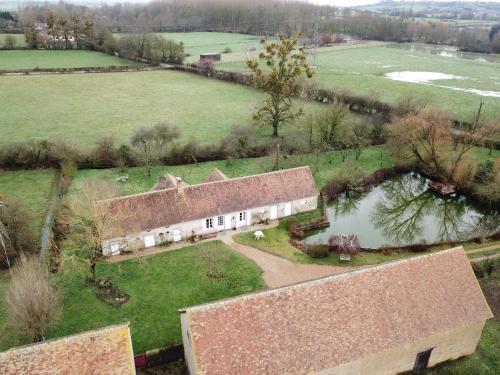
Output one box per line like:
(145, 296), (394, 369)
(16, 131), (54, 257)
(0, 323), (136, 375)
(199, 53), (221, 62)
(101, 167), (318, 255)
(180, 248), (493, 375)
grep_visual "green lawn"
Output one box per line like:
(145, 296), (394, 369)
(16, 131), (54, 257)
(69, 146), (393, 196)
(220, 41), (500, 121)
(234, 221), (427, 266)
(0, 69), (337, 148)
(0, 33), (25, 47)
(0, 241), (264, 354)
(0, 169), (55, 234)
(0, 50), (138, 70)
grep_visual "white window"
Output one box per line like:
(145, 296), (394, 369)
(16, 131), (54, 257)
(110, 242), (120, 255)
(239, 211), (246, 222)
(205, 218), (213, 229)
(218, 216), (224, 227)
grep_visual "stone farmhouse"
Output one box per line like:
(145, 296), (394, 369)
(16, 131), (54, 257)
(100, 166), (318, 255)
(0, 323), (135, 375)
(180, 248), (493, 375)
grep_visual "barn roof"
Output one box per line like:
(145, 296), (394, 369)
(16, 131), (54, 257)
(181, 248), (492, 375)
(203, 168), (229, 183)
(0, 323), (135, 375)
(101, 166), (318, 238)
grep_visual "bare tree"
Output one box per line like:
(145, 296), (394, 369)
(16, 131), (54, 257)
(328, 234), (361, 255)
(387, 107), (452, 174)
(5, 254), (61, 342)
(70, 180), (123, 282)
(131, 123), (179, 176)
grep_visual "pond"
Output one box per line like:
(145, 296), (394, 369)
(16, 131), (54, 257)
(304, 173), (499, 249)
(386, 43), (500, 64)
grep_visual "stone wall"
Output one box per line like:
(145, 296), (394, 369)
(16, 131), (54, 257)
(316, 321), (485, 375)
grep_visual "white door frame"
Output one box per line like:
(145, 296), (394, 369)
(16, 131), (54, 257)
(224, 214), (232, 230)
(270, 205), (278, 220)
(144, 234), (156, 248)
(217, 215), (225, 231)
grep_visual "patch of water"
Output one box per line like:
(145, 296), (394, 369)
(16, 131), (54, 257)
(384, 71), (500, 97)
(303, 173), (498, 248)
(384, 71), (464, 83)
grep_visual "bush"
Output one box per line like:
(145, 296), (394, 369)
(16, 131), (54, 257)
(303, 244), (330, 258)
(475, 160), (494, 184)
(0, 198), (37, 267)
(222, 47), (232, 53)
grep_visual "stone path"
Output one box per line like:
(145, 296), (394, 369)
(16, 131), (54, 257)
(220, 233), (350, 288)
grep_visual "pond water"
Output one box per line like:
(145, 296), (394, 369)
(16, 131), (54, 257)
(387, 43), (500, 64)
(304, 173), (499, 249)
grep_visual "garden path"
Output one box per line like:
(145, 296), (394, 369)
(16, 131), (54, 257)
(220, 233), (351, 288)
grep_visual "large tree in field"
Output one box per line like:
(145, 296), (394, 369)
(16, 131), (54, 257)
(247, 35), (314, 138)
(5, 254), (61, 342)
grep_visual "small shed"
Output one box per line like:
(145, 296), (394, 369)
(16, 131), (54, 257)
(200, 53), (221, 62)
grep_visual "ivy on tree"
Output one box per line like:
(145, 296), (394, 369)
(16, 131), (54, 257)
(247, 35), (315, 138)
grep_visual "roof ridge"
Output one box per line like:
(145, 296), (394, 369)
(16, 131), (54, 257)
(0, 322), (131, 355)
(180, 247), (466, 313)
(101, 166), (313, 204)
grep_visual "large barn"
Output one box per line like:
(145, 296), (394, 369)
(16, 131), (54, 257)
(179, 248), (493, 375)
(100, 166), (318, 255)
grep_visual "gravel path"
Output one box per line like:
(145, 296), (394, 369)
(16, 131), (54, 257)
(220, 233), (350, 288)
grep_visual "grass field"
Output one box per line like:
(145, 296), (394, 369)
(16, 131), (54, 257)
(156, 32), (262, 63)
(0, 50), (138, 70)
(69, 146), (393, 197)
(0, 241), (264, 354)
(219, 41), (500, 121)
(0, 169), (55, 234)
(0, 33), (25, 47)
(0, 69), (347, 148)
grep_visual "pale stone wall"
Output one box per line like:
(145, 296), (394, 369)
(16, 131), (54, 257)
(180, 313), (197, 375)
(316, 321), (486, 375)
(103, 195), (318, 255)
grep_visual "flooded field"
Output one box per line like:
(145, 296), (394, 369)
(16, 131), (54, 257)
(387, 42), (500, 64)
(304, 173), (499, 248)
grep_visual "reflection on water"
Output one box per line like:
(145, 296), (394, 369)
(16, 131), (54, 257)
(304, 173), (499, 248)
(387, 43), (500, 64)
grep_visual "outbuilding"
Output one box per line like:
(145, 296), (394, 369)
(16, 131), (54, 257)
(180, 248), (493, 375)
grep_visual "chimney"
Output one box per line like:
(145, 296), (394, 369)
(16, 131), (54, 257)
(176, 177), (184, 192)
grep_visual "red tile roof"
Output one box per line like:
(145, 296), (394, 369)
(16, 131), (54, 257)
(182, 248), (492, 375)
(0, 323), (135, 375)
(101, 166), (318, 238)
(203, 168), (229, 183)
(149, 173), (189, 192)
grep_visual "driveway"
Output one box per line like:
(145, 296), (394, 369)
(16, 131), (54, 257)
(220, 233), (350, 288)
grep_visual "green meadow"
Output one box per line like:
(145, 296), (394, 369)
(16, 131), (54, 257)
(0, 69), (347, 148)
(0, 50), (138, 70)
(219, 41), (500, 121)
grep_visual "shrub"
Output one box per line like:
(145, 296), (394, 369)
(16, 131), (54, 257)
(303, 244), (330, 258)
(89, 137), (119, 168)
(475, 160), (494, 184)
(319, 33), (333, 46)
(0, 199), (37, 267)
(222, 47), (232, 53)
